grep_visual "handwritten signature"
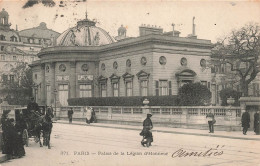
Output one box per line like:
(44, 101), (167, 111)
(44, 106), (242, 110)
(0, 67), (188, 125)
(172, 145), (225, 158)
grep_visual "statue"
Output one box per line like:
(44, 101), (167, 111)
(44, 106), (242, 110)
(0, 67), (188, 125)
(118, 25), (126, 37)
(93, 32), (100, 46)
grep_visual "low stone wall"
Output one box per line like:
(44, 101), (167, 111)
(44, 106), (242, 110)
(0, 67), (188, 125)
(57, 106), (242, 131)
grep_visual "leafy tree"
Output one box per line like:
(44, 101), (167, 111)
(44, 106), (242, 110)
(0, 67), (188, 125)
(0, 62), (33, 105)
(212, 23), (260, 96)
(177, 82), (211, 106)
(219, 88), (241, 106)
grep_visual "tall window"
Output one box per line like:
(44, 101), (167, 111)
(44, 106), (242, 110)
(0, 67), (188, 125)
(13, 56), (17, 61)
(1, 46), (4, 51)
(113, 83), (119, 97)
(79, 84), (92, 97)
(58, 84), (69, 106)
(100, 84), (107, 97)
(0, 35), (5, 41)
(126, 81), (132, 96)
(159, 80), (168, 96)
(140, 80), (148, 96)
(1, 55), (5, 60)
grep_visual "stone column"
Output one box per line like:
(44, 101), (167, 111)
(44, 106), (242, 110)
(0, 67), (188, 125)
(50, 62), (56, 105)
(94, 61), (99, 97)
(40, 64), (46, 105)
(70, 61), (77, 98)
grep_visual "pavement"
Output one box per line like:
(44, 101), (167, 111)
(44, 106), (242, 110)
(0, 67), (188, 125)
(0, 119), (259, 164)
(56, 120), (260, 141)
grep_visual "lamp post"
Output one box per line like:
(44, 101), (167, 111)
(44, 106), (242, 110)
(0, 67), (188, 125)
(143, 98), (150, 114)
(227, 96), (235, 131)
(32, 83), (38, 102)
(53, 88), (57, 118)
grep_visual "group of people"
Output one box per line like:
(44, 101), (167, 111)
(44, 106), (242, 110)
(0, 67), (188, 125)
(67, 106), (97, 124)
(0, 97), (55, 160)
(205, 109), (260, 135)
(1, 110), (25, 159)
(241, 110), (259, 135)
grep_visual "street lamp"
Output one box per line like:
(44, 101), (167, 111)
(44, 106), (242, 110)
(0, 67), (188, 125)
(53, 88), (58, 118)
(32, 83), (38, 102)
(143, 98), (150, 114)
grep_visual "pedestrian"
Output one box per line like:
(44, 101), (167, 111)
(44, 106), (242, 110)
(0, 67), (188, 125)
(140, 113), (153, 147)
(254, 110), (259, 135)
(206, 110), (215, 133)
(27, 97), (39, 117)
(90, 108), (97, 123)
(68, 108), (74, 123)
(1, 110), (14, 158)
(241, 110), (250, 135)
(11, 118), (26, 158)
(85, 107), (92, 124)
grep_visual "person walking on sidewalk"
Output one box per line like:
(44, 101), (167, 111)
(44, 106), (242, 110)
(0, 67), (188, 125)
(241, 110), (250, 135)
(254, 110), (259, 135)
(206, 110), (215, 133)
(85, 107), (93, 124)
(68, 108), (74, 123)
(140, 113), (153, 147)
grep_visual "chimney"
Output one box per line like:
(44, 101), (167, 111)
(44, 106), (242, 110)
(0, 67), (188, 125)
(171, 23), (175, 36)
(192, 17), (195, 36)
(16, 24), (18, 31)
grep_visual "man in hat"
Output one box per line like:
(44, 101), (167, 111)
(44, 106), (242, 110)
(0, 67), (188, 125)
(241, 110), (250, 135)
(140, 113), (153, 147)
(27, 97), (39, 117)
(68, 108), (74, 123)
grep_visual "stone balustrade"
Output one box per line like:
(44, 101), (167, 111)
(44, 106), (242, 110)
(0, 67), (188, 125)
(56, 106), (242, 131)
(0, 105), (242, 131)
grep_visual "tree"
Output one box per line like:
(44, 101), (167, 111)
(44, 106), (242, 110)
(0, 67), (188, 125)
(0, 62), (33, 105)
(212, 23), (260, 96)
(219, 88), (241, 106)
(177, 82), (211, 106)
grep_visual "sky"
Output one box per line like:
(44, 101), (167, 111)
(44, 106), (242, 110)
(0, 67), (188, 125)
(0, 0), (260, 43)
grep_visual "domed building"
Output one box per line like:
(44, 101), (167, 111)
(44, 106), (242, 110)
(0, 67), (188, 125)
(31, 14), (213, 106)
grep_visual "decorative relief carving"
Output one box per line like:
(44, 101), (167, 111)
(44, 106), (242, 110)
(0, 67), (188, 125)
(56, 75), (69, 81)
(141, 57), (147, 66)
(81, 64), (88, 72)
(59, 64), (66, 72)
(78, 75), (93, 81)
(113, 61), (118, 69)
(159, 56), (167, 65)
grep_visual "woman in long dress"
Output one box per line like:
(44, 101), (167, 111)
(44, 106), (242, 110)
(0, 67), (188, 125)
(85, 107), (92, 124)
(1, 110), (14, 158)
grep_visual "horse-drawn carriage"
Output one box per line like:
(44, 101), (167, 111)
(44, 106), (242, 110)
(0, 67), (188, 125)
(14, 106), (53, 149)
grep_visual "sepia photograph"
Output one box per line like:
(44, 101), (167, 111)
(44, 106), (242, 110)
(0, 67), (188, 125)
(0, 0), (259, 165)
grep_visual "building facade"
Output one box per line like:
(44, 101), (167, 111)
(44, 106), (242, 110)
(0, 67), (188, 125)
(31, 15), (213, 106)
(0, 8), (60, 101)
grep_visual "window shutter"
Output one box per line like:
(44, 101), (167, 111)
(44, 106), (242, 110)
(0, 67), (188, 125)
(168, 81), (172, 95)
(155, 81), (159, 96)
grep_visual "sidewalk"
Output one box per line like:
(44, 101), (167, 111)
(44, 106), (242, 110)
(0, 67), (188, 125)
(56, 120), (260, 141)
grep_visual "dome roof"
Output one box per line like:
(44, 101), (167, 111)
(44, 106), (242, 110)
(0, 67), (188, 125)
(56, 17), (115, 46)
